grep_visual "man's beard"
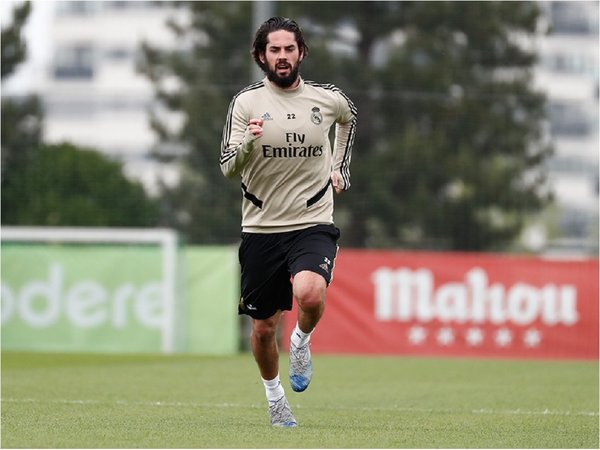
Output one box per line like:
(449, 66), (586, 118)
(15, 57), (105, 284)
(265, 62), (301, 88)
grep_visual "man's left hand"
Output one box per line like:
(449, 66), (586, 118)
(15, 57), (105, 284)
(331, 172), (342, 195)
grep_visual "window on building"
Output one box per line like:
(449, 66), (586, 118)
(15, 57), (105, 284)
(550, 1), (599, 35)
(547, 156), (599, 177)
(104, 1), (159, 10)
(106, 1), (132, 9)
(53, 45), (95, 79)
(56, 1), (97, 16)
(542, 51), (599, 77)
(549, 101), (591, 136)
(559, 207), (595, 238)
(105, 47), (132, 61)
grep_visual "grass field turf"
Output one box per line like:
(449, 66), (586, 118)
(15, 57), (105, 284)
(1, 351), (597, 448)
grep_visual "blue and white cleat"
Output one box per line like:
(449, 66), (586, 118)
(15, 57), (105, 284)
(289, 340), (313, 392)
(268, 396), (297, 427)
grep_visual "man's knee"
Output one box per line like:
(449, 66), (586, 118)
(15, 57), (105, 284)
(252, 318), (278, 343)
(293, 271), (326, 312)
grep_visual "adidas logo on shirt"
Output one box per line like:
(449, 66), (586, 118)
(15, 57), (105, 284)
(261, 112), (274, 121)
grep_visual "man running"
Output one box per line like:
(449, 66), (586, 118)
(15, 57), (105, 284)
(220, 16), (357, 427)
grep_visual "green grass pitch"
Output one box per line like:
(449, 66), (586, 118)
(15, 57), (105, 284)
(1, 351), (598, 448)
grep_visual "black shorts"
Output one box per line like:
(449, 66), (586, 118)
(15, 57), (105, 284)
(238, 224), (340, 320)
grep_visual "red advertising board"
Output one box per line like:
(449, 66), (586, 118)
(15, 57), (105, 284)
(283, 250), (599, 360)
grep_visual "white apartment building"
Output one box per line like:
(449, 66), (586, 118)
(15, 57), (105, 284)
(3, 1), (598, 252)
(533, 1), (599, 254)
(35, 1), (184, 194)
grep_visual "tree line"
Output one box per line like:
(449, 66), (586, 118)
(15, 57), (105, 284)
(2, 1), (552, 251)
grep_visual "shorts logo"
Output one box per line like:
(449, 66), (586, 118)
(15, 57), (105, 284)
(320, 256), (331, 273)
(239, 297), (258, 311)
(311, 107), (323, 125)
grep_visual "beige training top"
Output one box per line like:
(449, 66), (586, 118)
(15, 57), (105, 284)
(220, 77), (357, 233)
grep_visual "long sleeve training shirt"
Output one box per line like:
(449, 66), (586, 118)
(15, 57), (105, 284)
(220, 77), (357, 233)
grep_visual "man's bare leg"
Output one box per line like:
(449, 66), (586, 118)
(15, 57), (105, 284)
(251, 311), (297, 427)
(289, 270), (326, 392)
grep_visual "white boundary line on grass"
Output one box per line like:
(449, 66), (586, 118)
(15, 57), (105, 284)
(2, 397), (598, 417)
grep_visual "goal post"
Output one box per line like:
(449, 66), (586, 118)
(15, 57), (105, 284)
(1, 226), (180, 354)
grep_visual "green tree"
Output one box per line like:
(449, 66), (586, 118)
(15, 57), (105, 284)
(284, 1), (552, 250)
(139, 2), (254, 243)
(2, 2), (158, 228)
(1, 1), (44, 190)
(1, 143), (159, 226)
(1, 0), (30, 78)
(141, 1), (552, 250)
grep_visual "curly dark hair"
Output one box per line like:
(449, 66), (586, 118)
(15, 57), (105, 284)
(251, 17), (309, 72)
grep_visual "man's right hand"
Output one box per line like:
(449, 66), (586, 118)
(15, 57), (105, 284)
(248, 118), (264, 139)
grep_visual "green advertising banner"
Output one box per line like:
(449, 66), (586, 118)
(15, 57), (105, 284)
(183, 247), (240, 355)
(1, 243), (239, 355)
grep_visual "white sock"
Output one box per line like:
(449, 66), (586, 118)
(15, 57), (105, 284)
(262, 374), (285, 403)
(290, 323), (312, 347)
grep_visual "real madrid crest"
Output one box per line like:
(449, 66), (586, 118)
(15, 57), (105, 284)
(311, 106), (323, 125)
